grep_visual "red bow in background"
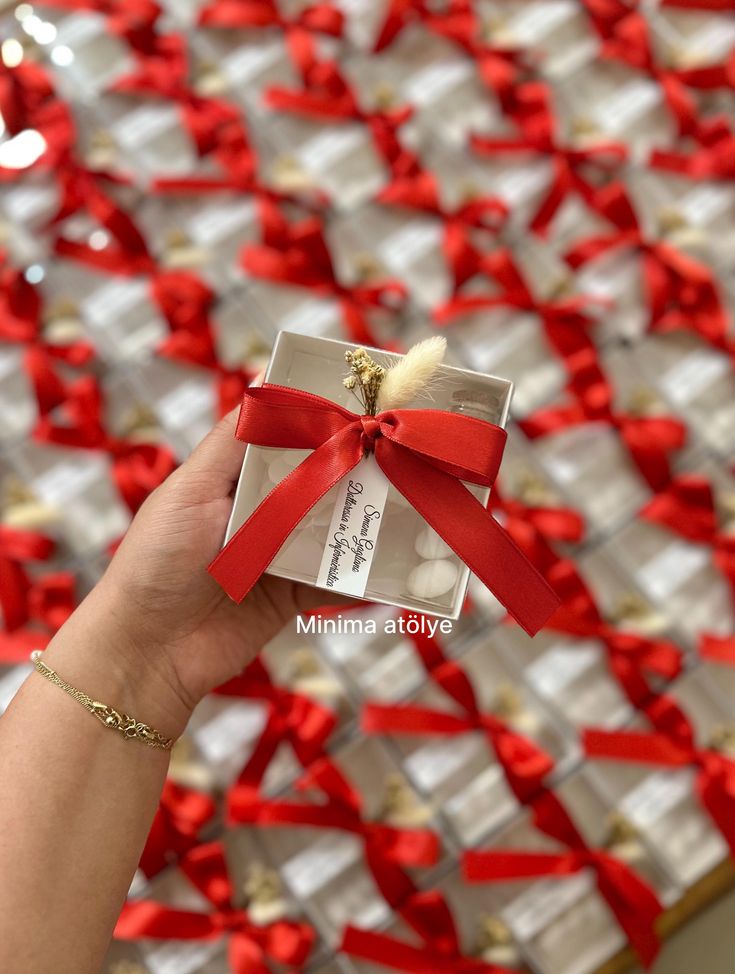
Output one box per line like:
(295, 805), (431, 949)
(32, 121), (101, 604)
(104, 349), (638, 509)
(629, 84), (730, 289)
(471, 87), (627, 237)
(464, 791), (663, 968)
(241, 203), (406, 346)
(363, 697), (554, 804)
(378, 169), (507, 293)
(434, 246), (602, 371)
(374, 0), (526, 109)
(139, 780), (217, 878)
(565, 183), (732, 358)
(208, 384), (560, 635)
(490, 483), (586, 548)
(520, 346), (687, 491)
(341, 888), (517, 974)
(584, 705), (735, 857)
(32, 373), (177, 515)
(228, 754), (440, 913)
(216, 656), (337, 804)
(0, 526), (76, 660)
(117, 841), (316, 973)
(522, 535), (684, 713)
(641, 475), (735, 604)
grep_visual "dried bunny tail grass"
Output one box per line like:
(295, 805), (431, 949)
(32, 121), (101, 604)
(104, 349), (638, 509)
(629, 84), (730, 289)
(377, 336), (447, 411)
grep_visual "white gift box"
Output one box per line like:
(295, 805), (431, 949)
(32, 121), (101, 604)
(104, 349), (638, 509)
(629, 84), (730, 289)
(224, 331), (513, 619)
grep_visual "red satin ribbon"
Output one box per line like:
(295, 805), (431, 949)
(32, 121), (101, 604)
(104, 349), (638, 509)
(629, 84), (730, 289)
(519, 346), (687, 491)
(464, 791), (662, 968)
(491, 484), (586, 546)
(434, 246), (601, 376)
(208, 384), (560, 635)
(0, 254), (95, 419)
(117, 841), (315, 973)
(139, 780), (217, 878)
(579, 1), (705, 137)
(32, 373), (177, 515)
(700, 634), (735, 666)
(565, 183), (731, 356)
(0, 526), (56, 632)
(518, 532), (683, 713)
(341, 921), (515, 974)
(373, 0), (526, 110)
(265, 63), (418, 182)
(241, 205), (406, 346)
(471, 112), (627, 237)
(584, 715), (735, 857)
(378, 169), (507, 292)
(363, 700), (554, 803)
(215, 656), (337, 801)
(640, 475), (735, 603)
(228, 754), (439, 912)
(343, 887), (510, 971)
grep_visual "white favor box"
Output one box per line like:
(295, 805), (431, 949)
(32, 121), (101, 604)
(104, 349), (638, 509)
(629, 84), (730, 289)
(225, 331), (513, 619)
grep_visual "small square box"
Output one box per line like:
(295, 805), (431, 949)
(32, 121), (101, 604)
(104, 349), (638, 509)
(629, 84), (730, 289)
(224, 331), (513, 619)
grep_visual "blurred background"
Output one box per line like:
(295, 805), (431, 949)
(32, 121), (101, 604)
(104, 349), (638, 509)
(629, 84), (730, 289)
(0, 1), (734, 972)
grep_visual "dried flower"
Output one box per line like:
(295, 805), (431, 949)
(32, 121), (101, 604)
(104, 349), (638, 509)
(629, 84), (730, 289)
(342, 346), (386, 415)
(377, 336), (446, 411)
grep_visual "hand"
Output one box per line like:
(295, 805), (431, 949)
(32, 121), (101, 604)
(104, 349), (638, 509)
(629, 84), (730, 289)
(52, 407), (346, 736)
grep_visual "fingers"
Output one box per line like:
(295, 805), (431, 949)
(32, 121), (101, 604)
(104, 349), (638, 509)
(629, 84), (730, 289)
(178, 407), (246, 495)
(177, 374), (264, 497)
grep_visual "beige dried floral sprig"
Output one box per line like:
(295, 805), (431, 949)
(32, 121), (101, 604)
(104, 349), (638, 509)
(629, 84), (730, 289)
(343, 347), (386, 415)
(342, 337), (447, 416)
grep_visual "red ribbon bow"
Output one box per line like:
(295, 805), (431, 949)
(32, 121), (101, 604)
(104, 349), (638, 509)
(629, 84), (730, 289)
(470, 80), (627, 237)
(0, 526), (64, 634)
(32, 374), (177, 515)
(463, 792), (662, 968)
(434, 247), (601, 372)
(117, 841), (315, 973)
(378, 169), (507, 292)
(228, 755), (439, 912)
(640, 475), (735, 604)
(524, 539), (683, 713)
(584, 708), (735, 857)
(565, 182), (731, 357)
(490, 483), (586, 547)
(374, 0), (526, 109)
(241, 205), (406, 346)
(341, 889), (516, 974)
(363, 699), (554, 803)
(139, 780), (217, 878)
(216, 656), (337, 801)
(520, 346), (687, 491)
(208, 384), (559, 635)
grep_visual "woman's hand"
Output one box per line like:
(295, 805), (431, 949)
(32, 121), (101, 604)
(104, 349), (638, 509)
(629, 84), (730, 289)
(50, 407), (343, 737)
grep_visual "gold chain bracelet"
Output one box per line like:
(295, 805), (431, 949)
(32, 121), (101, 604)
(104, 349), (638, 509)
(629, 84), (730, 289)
(31, 651), (174, 751)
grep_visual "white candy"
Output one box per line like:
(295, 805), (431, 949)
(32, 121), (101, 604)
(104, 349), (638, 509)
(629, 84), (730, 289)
(407, 559), (458, 599)
(414, 526), (453, 560)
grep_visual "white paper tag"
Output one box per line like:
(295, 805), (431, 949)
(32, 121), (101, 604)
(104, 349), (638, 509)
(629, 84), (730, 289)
(315, 455), (390, 597)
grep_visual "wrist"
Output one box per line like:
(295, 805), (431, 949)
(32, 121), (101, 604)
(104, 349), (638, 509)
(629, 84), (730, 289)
(42, 580), (195, 742)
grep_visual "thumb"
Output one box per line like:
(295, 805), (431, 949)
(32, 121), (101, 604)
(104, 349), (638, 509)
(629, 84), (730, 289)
(175, 373), (264, 497)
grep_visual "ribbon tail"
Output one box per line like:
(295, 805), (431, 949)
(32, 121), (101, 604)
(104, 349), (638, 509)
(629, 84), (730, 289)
(208, 427), (362, 602)
(375, 440), (559, 635)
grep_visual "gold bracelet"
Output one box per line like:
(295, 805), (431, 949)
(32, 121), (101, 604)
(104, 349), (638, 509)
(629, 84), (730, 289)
(31, 651), (174, 751)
